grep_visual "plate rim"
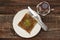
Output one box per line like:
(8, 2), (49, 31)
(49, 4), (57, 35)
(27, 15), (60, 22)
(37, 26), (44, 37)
(13, 9), (41, 38)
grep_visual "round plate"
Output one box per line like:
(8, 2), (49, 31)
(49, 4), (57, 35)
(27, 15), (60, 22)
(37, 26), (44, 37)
(13, 9), (41, 38)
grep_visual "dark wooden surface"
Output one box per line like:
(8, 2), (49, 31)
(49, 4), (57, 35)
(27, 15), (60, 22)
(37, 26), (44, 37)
(0, 0), (60, 40)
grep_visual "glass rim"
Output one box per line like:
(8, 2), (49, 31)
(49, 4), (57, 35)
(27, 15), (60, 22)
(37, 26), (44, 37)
(36, 1), (51, 16)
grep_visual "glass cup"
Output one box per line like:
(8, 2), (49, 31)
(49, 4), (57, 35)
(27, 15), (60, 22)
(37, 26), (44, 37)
(36, 1), (54, 16)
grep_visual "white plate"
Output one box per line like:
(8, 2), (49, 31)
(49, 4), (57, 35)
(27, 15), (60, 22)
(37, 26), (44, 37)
(13, 9), (41, 38)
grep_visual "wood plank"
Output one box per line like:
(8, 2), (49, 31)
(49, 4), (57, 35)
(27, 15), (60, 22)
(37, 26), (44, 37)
(0, 0), (60, 6)
(0, 14), (60, 39)
(0, 15), (19, 38)
(0, 6), (60, 14)
(0, 0), (60, 40)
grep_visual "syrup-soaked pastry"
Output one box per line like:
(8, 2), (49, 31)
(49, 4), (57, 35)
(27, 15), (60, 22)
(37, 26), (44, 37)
(18, 13), (37, 33)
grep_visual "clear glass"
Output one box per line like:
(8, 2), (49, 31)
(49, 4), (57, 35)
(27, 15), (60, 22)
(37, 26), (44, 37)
(36, 1), (51, 16)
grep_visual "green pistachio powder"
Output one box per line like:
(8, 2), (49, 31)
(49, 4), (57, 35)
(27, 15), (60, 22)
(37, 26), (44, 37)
(24, 19), (31, 27)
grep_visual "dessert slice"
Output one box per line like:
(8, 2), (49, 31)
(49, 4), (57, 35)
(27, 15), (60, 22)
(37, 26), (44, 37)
(18, 13), (37, 33)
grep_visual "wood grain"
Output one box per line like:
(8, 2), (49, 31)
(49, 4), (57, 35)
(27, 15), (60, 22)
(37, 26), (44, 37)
(0, 0), (60, 40)
(0, 0), (60, 6)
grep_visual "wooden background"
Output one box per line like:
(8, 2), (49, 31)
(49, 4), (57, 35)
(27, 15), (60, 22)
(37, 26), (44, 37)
(0, 0), (60, 40)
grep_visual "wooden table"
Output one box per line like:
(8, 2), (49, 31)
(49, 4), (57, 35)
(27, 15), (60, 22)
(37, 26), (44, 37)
(0, 0), (60, 40)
